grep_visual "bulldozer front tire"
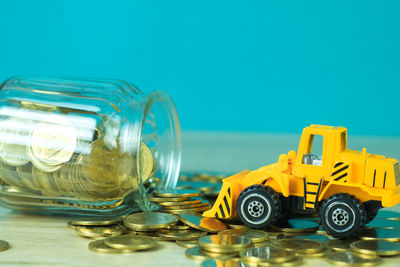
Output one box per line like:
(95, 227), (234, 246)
(237, 185), (281, 229)
(319, 193), (366, 238)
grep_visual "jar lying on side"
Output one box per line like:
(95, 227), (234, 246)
(0, 76), (181, 215)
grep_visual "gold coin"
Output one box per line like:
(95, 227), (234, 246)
(239, 245), (295, 264)
(157, 229), (207, 241)
(69, 216), (122, 226)
(165, 223), (191, 230)
(30, 117), (77, 166)
(179, 213), (227, 233)
(292, 233), (330, 243)
(185, 247), (237, 261)
(158, 198), (203, 207)
(257, 256), (303, 267)
(0, 118), (31, 167)
(220, 229), (269, 243)
(148, 196), (190, 202)
(201, 259), (247, 267)
(104, 235), (158, 250)
(273, 238), (324, 254)
(124, 212), (178, 231)
(358, 228), (400, 242)
(67, 221), (76, 230)
(88, 240), (135, 254)
(199, 234), (252, 253)
(0, 240), (10, 252)
(75, 225), (125, 238)
(325, 251), (381, 266)
(153, 189), (201, 198)
(167, 206), (211, 214)
(272, 219), (319, 233)
(326, 238), (358, 252)
(365, 218), (400, 229)
(227, 223), (250, 230)
(351, 240), (400, 256)
(176, 240), (199, 248)
(163, 202), (210, 210)
(139, 142), (154, 181)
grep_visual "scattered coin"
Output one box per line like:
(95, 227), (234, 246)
(201, 259), (246, 267)
(220, 229), (269, 243)
(75, 225), (126, 238)
(179, 213), (227, 233)
(185, 246), (237, 261)
(325, 251), (381, 266)
(0, 240), (9, 252)
(365, 218), (400, 229)
(199, 234), (252, 253)
(351, 240), (400, 256)
(272, 218), (319, 233)
(165, 222), (191, 230)
(176, 240), (199, 248)
(157, 229), (207, 241)
(326, 238), (358, 252)
(104, 235), (158, 250)
(157, 198), (203, 207)
(69, 216), (122, 226)
(292, 233), (330, 243)
(88, 239), (136, 254)
(274, 238), (325, 254)
(239, 244), (295, 264)
(258, 255), (303, 267)
(153, 189), (201, 198)
(227, 223), (250, 230)
(124, 212), (178, 231)
(358, 228), (400, 242)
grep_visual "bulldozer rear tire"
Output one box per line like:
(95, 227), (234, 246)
(319, 193), (366, 238)
(237, 185), (281, 229)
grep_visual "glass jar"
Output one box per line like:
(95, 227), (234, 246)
(0, 76), (181, 215)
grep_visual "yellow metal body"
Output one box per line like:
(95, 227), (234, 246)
(204, 125), (400, 219)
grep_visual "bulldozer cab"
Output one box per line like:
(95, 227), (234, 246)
(292, 125), (347, 210)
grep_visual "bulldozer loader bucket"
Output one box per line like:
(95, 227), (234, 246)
(203, 170), (250, 219)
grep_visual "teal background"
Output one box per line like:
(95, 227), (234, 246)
(0, 1), (399, 136)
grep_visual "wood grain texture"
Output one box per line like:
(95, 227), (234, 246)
(1, 132), (400, 266)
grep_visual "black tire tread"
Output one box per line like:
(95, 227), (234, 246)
(319, 193), (366, 238)
(236, 184), (281, 229)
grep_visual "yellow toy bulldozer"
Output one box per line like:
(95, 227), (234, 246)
(203, 125), (400, 238)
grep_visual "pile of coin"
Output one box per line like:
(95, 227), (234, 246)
(0, 111), (156, 203)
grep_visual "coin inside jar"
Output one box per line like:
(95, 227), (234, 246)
(219, 229), (269, 243)
(239, 245), (295, 264)
(0, 118), (31, 167)
(29, 116), (77, 167)
(124, 212), (178, 231)
(179, 212), (227, 233)
(351, 240), (400, 256)
(104, 235), (158, 250)
(199, 234), (252, 253)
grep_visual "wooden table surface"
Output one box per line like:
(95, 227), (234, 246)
(1, 131), (400, 267)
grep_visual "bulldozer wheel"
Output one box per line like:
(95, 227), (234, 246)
(236, 185), (281, 229)
(319, 193), (366, 238)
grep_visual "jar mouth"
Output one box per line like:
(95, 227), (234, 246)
(137, 90), (181, 190)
